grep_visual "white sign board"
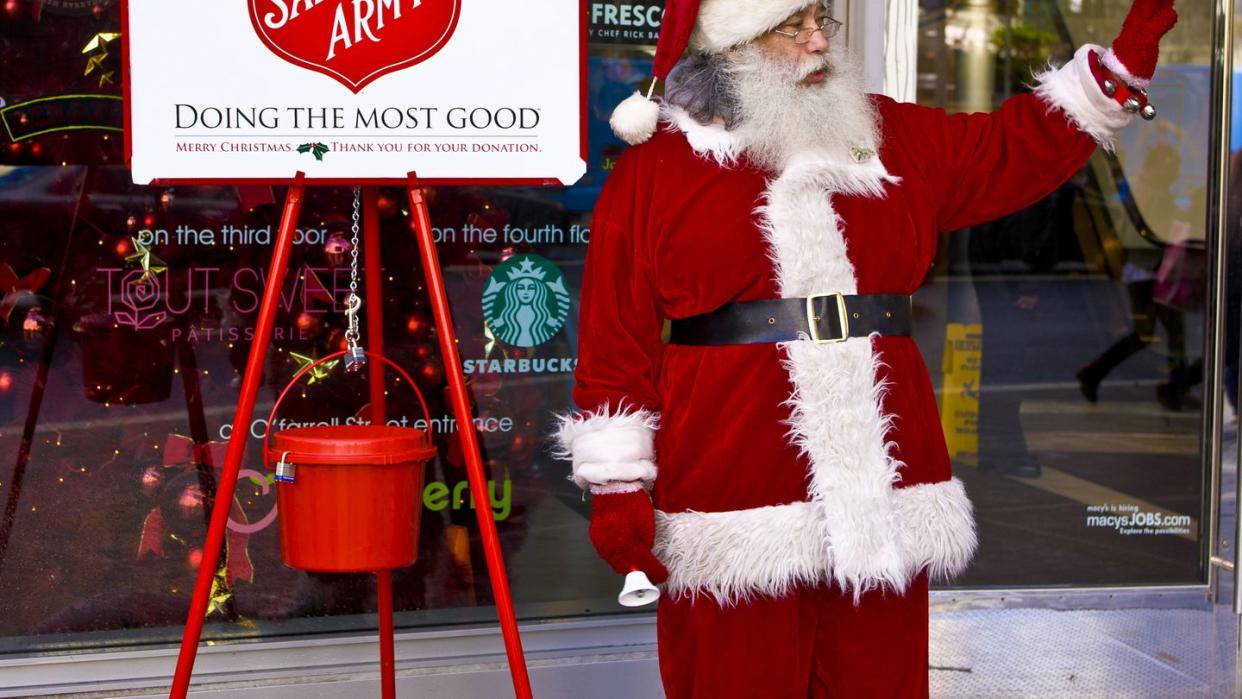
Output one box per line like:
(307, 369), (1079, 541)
(124, 0), (586, 185)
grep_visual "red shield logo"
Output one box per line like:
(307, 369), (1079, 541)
(249, 0), (460, 93)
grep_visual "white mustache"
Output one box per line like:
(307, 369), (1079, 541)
(796, 56), (834, 80)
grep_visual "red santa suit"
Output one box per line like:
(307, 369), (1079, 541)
(555, 0), (1175, 693)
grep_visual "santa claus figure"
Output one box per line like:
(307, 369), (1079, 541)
(556, 0), (1178, 695)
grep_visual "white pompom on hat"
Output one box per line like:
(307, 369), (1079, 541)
(610, 0), (821, 145)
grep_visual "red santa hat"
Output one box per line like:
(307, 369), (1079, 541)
(610, 0), (823, 145)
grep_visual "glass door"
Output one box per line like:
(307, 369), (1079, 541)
(916, 0), (1212, 590)
(913, 1), (1240, 695)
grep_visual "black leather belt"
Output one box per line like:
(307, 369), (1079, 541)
(668, 294), (912, 346)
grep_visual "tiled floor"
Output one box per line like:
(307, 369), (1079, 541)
(930, 607), (1225, 698)
(929, 425), (1239, 699)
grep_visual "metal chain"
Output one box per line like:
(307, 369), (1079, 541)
(349, 186), (361, 297)
(344, 187), (364, 361)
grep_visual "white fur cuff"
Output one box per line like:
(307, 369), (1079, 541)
(590, 481), (646, 496)
(554, 406), (660, 490)
(653, 478), (977, 606)
(1033, 44), (1133, 151)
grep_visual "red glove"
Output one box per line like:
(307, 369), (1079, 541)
(1106, 0), (1179, 88)
(588, 488), (669, 584)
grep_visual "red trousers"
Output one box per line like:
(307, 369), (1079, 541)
(656, 574), (929, 698)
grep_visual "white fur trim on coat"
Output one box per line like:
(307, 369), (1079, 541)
(554, 406), (659, 489)
(692, 0), (815, 53)
(758, 149), (911, 600)
(662, 105), (744, 167)
(1033, 44), (1133, 151)
(654, 478), (977, 605)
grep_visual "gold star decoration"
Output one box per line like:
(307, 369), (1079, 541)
(289, 352), (339, 385)
(205, 558), (234, 618)
(81, 32), (121, 55)
(82, 33), (122, 89)
(83, 53), (109, 76)
(125, 236), (168, 281)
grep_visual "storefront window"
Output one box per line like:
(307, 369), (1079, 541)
(917, 0), (1213, 586)
(0, 0), (1221, 659)
(0, 2), (660, 653)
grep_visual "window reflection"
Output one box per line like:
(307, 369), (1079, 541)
(917, 0), (1209, 586)
(0, 0), (1222, 657)
(0, 10), (653, 654)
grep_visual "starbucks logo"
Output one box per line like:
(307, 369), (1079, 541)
(482, 255), (570, 347)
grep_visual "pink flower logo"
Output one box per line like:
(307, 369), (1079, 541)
(114, 269), (167, 329)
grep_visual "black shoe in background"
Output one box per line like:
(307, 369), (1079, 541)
(1076, 368), (1100, 403)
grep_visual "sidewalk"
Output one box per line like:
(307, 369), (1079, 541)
(931, 422), (1238, 699)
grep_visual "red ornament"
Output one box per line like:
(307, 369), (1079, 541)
(323, 231), (351, 264)
(414, 342), (435, 360)
(377, 194), (397, 217)
(417, 359), (445, 386)
(295, 311), (322, 337)
(510, 433), (536, 461)
(141, 465), (163, 497)
(0, 371), (12, 393)
(404, 313), (433, 341)
(177, 483), (205, 519)
(186, 547), (203, 570)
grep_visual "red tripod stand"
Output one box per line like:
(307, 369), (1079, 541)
(169, 172), (533, 699)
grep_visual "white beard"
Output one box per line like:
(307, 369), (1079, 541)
(728, 45), (880, 173)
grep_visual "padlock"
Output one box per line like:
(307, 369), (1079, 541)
(344, 346), (367, 372)
(275, 452), (296, 484)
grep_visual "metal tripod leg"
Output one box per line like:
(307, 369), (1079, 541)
(405, 173), (533, 699)
(170, 173), (307, 698)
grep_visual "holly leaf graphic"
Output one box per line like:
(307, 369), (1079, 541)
(297, 142), (330, 161)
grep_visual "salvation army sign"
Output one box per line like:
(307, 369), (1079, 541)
(250, 0), (460, 92)
(123, 0), (586, 185)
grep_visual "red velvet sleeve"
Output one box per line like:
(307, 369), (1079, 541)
(890, 45), (1131, 234)
(571, 148), (664, 415)
(929, 92), (1098, 233)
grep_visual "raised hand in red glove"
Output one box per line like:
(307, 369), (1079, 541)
(588, 487), (669, 584)
(1106, 0), (1179, 88)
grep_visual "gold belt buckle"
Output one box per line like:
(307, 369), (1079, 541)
(806, 293), (849, 344)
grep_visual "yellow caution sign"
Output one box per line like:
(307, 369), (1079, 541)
(940, 323), (982, 459)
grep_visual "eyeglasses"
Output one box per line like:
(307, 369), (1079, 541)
(770, 17), (843, 44)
